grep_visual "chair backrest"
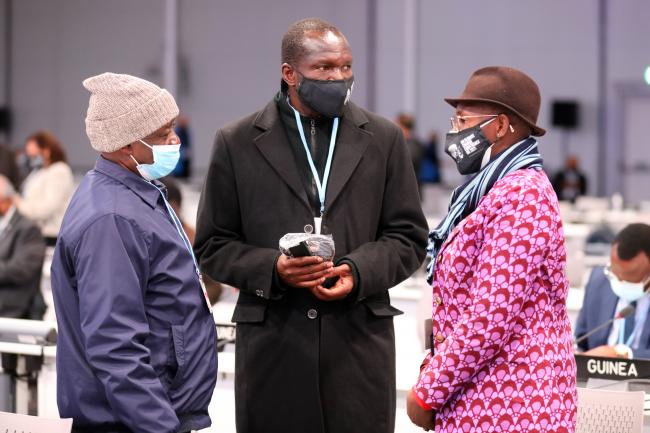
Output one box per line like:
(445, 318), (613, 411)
(0, 411), (72, 433)
(576, 388), (645, 433)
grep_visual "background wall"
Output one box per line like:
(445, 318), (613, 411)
(3, 0), (650, 200)
(413, 0), (600, 188)
(605, 0), (650, 198)
(9, 0), (164, 167)
(175, 0), (370, 174)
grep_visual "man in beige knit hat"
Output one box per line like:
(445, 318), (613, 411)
(51, 73), (217, 433)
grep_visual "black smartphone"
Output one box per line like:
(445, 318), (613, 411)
(288, 241), (311, 258)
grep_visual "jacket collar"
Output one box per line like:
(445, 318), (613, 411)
(252, 98), (370, 214)
(253, 98), (369, 132)
(93, 156), (164, 209)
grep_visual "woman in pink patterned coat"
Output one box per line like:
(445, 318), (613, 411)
(408, 67), (577, 433)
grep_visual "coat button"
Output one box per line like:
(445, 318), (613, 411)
(435, 334), (445, 343)
(255, 289), (264, 297)
(307, 309), (318, 319)
(433, 295), (442, 306)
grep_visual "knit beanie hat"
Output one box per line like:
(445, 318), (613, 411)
(83, 73), (179, 153)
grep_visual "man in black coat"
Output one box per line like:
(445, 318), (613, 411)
(195, 18), (428, 433)
(0, 174), (45, 319)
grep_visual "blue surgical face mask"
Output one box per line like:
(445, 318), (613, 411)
(131, 140), (181, 181)
(29, 155), (44, 170)
(605, 266), (650, 303)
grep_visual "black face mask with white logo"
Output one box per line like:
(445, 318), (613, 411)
(297, 74), (354, 118)
(444, 118), (496, 175)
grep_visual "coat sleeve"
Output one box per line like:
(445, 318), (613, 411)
(413, 181), (555, 410)
(341, 126), (428, 300)
(194, 130), (280, 299)
(75, 214), (179, 433)
(0, 220), (45, 285)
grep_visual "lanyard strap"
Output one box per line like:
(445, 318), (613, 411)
(290, 106), (339, 216)
(149, 182), (213, 314)
(152, 185), (201, 274)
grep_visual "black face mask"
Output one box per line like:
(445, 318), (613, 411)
(296, 74), (354, 118)
(444, 118), (495, 175)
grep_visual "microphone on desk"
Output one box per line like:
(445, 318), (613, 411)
(574, 304), (636, 346)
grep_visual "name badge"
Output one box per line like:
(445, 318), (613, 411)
(198, 273), (213, 314)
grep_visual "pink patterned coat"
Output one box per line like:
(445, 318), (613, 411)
(414, 169), (577, 432)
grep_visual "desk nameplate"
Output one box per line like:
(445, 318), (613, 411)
(575, 354), (650, 381)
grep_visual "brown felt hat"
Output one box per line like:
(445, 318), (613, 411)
(445, 66), (545, 136)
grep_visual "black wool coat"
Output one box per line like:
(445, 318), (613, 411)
(194, 99), (428, 433)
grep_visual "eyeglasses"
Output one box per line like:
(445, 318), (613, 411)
(603, 264), (618, 282)
(449, 113), (498, 132)
(604, 263), (650, 287)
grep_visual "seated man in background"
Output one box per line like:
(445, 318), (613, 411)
(0, 174), (45, 319)
(0, 173), (46, 376)
(575, 223), (650, 359)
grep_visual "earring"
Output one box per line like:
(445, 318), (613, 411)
(509, 125), (515, 133)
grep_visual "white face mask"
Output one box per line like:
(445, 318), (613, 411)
(605, 265), (650, 303)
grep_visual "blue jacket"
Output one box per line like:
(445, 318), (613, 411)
(575, 266), (650, 359)
(51, 157), (217, 433)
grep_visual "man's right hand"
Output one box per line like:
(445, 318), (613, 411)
(276, 254), (333, 289)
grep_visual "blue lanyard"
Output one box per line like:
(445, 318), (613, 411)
(152, 184), (201, 276)
(290, 105), (339, 216)
(149, 182), (212, 314)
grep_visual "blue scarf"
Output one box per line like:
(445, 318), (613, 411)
(426, 138), (543, 283)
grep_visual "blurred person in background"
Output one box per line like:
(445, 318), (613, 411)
(16, 137), (43, 184)
(51, 73), (217, 433)
(15, 131), (74, 245)
(575, 223), (650, 359)
(0, 173), (46, 379)
(396, 112), (424, 195)
(552, 155), (588, 203)
(0, 174), (46, 319)
(171, 115), (192, 178)
(420, 131), (442, 184)
(0, 143), (21, 189)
